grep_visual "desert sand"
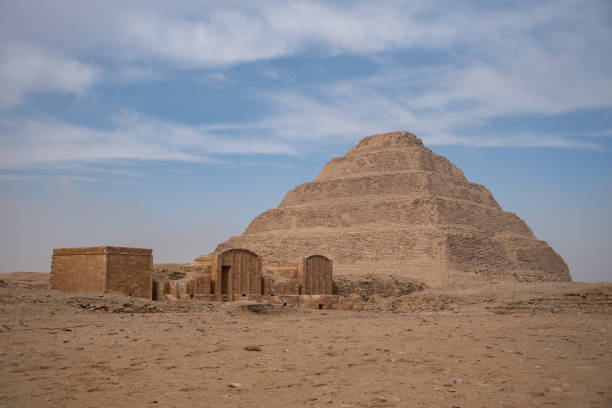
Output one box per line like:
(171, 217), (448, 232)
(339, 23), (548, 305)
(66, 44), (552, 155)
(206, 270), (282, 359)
(1, 272), (610, 407)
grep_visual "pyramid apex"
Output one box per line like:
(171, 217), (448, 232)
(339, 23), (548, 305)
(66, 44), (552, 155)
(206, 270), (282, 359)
(347, 131), (423, 154)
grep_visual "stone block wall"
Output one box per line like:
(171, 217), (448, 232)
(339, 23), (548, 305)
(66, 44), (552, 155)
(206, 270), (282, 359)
(106, 248), (152, 299)
(50, 247), (107, 293)
(50, 246), (152, 299)
(152, 264), (211, 301)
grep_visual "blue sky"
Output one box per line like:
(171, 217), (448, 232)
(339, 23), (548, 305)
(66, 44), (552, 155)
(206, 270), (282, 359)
(0, 0), (610, 282)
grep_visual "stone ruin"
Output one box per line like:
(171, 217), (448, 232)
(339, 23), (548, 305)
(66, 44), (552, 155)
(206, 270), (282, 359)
(218, 131), (571, 286)
(50, 246), (338, 308)
(50, 246), (152, 299)
(153, 248), (338, 308)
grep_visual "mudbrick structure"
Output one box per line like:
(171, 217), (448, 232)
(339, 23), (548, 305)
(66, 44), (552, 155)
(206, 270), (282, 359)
(50, 246), (152, 299)
(218, 131), (571, 287)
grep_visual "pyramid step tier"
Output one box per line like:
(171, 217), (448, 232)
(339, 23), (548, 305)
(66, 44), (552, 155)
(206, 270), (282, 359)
(280, 171), (499, 209)
(315, 148), (466, 182)
(247, 195), (533, 237)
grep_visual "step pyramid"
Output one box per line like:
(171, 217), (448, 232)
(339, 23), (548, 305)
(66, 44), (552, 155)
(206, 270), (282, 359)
(216, 131), (570, 286)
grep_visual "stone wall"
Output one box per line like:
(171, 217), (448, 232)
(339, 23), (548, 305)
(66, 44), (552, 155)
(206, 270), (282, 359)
(50, 247), (107, 293)
(152, 264), (211, 300)
(106, 248), (152, 300)
(189, 251), (335, 298)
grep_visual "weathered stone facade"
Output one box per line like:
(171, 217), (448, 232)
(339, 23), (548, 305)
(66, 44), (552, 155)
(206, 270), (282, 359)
(154, 249), (335, 306)
(50, 246), (152, 299)
(217, 131), (571, 286)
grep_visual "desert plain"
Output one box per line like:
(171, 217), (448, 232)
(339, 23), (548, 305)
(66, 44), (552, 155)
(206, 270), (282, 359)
(1, 272), (610, 408)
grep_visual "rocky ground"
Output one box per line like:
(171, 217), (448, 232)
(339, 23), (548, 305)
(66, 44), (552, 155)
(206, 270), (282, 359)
(1, 272), (611, 407)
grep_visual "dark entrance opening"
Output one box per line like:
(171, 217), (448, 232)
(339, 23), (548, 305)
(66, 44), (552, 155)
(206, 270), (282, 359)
(221, 265), (230, 295)
(318, 304), (323, 310)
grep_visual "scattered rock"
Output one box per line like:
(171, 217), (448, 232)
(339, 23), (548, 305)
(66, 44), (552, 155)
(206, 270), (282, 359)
(242, 303), (279, 314)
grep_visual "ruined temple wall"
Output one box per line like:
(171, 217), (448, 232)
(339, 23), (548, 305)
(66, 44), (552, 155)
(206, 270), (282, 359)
(265, 280), (300, 296)
(192, 255), (218, 293)
(194, 274), (211, 295)
(193, 253), (216, 266)
(50, 248), (106, 292)
(152, 280), (169, 301)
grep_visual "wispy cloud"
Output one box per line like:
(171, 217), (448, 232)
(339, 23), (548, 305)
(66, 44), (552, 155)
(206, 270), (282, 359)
(0, 44), (99, 109)
(0, 113), (296, 170)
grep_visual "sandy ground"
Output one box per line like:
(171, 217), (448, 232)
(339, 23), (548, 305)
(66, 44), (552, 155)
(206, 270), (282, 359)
(1, 272), (611, 408)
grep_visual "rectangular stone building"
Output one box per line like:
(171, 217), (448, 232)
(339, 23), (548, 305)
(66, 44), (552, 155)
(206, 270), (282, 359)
(50, 246), (152, 299)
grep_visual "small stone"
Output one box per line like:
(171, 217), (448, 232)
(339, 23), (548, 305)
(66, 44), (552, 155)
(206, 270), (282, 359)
(245, 345), (261, 351)
(228, 382), (241, 388)
(110, 377), (120, 384)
